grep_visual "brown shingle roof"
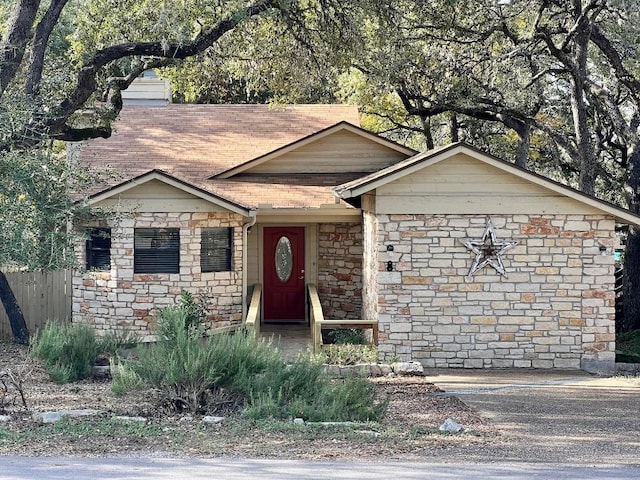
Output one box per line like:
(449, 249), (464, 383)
(199, 173), (364, 209)
(81, 103), (360, 189)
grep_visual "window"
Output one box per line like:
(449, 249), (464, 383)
(134, 228), (180, 274)
(86, 228), (111, 271)
(201, 228), (233, 272)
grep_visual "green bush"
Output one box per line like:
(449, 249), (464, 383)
(314, 344), (378, 365)
(113, 306), (282, 412)
(312, 376), (388, 422)
(616, 329), (640, 362)
(178, 290), (207, 330)
(30, 321), (100, 383)
(328, 328), (368, 345)
(97, 329), (138, 358)
(110, 361), (144, 396)
(113, 305), (387, 421)
(242, 357), (387, 422)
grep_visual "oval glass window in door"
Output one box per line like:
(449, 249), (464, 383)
(275, 236), (293, 283)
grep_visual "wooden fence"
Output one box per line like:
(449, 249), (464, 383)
(0, 270), (72, 341)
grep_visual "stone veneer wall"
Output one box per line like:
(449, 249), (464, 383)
(73, 212), (244, 336)
(317, 223), (363, 319)
(371, 214), (616, 371)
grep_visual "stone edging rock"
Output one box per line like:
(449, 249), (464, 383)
(323, 361), (424, 378)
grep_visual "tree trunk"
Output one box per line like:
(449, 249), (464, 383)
(622, 147), (640, 332)
(420, 115), (434, 150)
(449, 112), (459, 143)
(513, 121), (530, 168)
(571, 41), (597, 195)
(0, 271), (29, 344)
(623, 229), (640, 332)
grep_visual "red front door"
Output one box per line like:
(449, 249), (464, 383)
(263, 226), (305, 322)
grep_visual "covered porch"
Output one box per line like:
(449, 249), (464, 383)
(245, 283), (378, 359)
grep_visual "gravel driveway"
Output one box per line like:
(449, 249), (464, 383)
(429, 370), (640, 465)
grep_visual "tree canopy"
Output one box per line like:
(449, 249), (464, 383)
(0, 0), (323, 271)
(2, 0), (640, 332)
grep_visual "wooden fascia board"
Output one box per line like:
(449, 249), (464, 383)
(255, 205), (361, 223)
(87, 171), (254, 217)
(338, 144), (640, 226)
(214, 122), (417, 179)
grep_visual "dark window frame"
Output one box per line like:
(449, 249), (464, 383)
(201, 227), (233, 273)
(134, 228), (180, 274)
(86, 227), (111, 271)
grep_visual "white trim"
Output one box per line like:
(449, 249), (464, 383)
(255, 205), (362, 223)
(88, 171), (253, 217)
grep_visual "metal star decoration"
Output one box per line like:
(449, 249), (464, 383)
(461, 218), (518, 278)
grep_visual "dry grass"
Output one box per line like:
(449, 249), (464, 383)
(0, 342), (501, 458)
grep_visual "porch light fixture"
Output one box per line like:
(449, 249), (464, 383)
(598, 242), (610, 256)
(461, 218), (517, 278)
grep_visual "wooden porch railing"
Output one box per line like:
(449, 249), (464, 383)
(308, 284), (325, 353)
(308, 284), (378, 353)
(244, 283), (262, 338)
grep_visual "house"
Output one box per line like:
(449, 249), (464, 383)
(73, 88), (640, 373)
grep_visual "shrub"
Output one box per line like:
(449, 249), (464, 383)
(0, 368), (29, 411)
(311, 376), (388, 422)
(112, 306), (282, 412)
(328, 328), (368, 345)
(110, 362), (144, 396)
(30, 321), (100, 383)
(113, 305), (388, 421)
(97, 329), (138, 358)
(616, 329), (640, 363)
(242, 356), (387, 422)
(178, 290), (207, 329)
(314, 344), (378, 365)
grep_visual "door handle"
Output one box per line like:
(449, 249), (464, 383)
(298, 269), (305, 280)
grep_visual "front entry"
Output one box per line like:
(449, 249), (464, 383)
(263, 226), (306, 322)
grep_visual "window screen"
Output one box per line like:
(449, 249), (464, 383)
(201, 227), (232, 272)
(86, 228), (111, 271)
(134, 228), (180, 274)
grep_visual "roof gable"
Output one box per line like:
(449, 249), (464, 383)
(335, 143), (640, 225)
(80, 104), (361, 185)
(213, 122), (416, 179)
(87, 170), (253, 216)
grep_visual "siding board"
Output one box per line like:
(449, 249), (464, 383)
(248, 130), (408, 174)
(95, 181), (228, 213)
(375, 154), (602, 215)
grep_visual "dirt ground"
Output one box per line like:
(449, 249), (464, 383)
(430, 370), (640, 465)
(0, 342), (500, 458)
